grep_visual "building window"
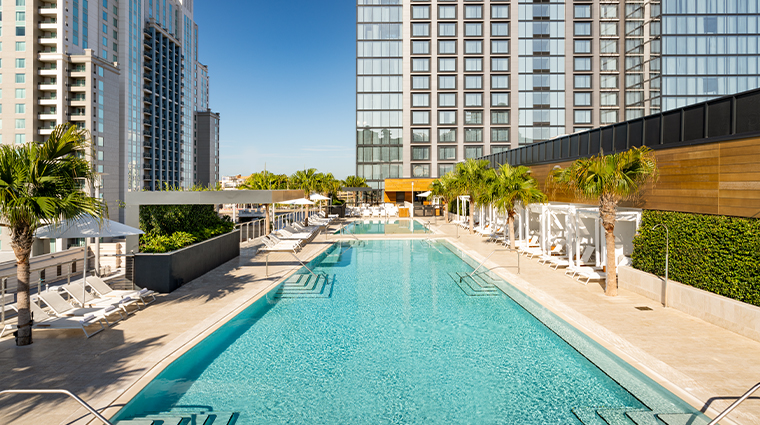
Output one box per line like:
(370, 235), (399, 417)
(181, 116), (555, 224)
(491, 58), (509, 72)
(14, 104), (24, 113)
(600, 57), (618, 71)
(439, 111), (456, 125)
(492, 111), (509, 124)
(464, 41), (482, 55)
(15, 42), (25, 51)
(492, 5), (509, 19)
(600, 40), (618, 54)
(412, 111), (430, 125)
(491, 146), (510, 155)
(574, 57), (591, 71)
(14, 88), (25, 99)
(438, 40), (456, 54)
(574, 75), (591, 89)
(15, 119), (25, 129)
(574, 92), (591, 106)
(412, 164), (430, 178)
(438, 6), (456, 19)
(439, 58), (456, 72)
(412, 6), (429, 19)
(465, 76), (482, 89)
(412, 93), (430, 107)
(491, 93), (509, 107)
(15, 74), (25, 84)
(574, 40), (591, 54)
(412, 23), (429, 37)
(412, 58), (429, 72)
(464, 93), (482, 107)
(15, 58), (25, 68)
(439, 146), (456, 161)
(574, 110), (592, 124)
(601, 110), (618, 124)
(412, 41), (429, 55)
(600, 22), (618, 37)
(439, 128), (456, 142)
(491, 40), (509, 54)
(439, 164), (454, 176)
(439, 75), (456, 90)
(464, 5), (481, 19)
(492, 75), (509, 89)
(412, 146), (430, 161)
(14, 134), (25, 144)
(600, 4), (617, 18)
(465, 146), (483, 159)
(491, 23), (509, 37)
(438, 23), (456, 37)
(574, 22), (591, 36)
(600, 75), (618, 89)
(464, 23), (482, 36)
(439, 93), (456, 107)
(412, 76), (430, 90)
(465, 128), (483, 142)
(465, 58), (482, 72)
(412, 129), (430, 142)
(465, 111), (482, 124)
(491, 129), (509, 142)
(574, 5), (591, 18)
(601, 92), (619, 107)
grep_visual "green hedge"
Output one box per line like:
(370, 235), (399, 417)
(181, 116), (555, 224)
(632, 210), (760, 307)
(139, 204), (234, 253)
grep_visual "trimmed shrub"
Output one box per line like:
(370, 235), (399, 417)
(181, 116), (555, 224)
(139, 204), (234, 253)
(632, 210), (760, 306)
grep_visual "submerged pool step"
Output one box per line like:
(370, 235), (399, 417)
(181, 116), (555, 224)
(115, 411), (238, 425)
(572, 407), (710, 425)
(274, 274), (333, 299)
(449, 272), (499, 297)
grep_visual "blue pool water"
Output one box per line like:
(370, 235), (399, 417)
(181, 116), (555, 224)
(336, 219), (429, 234)
(114, 240), (700, 424)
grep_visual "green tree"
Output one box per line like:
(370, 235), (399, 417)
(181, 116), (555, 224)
(341, 176), (369, 205)
(454, 159), (494, 234)
(549, 146), (658, 296)
(430, 172), (461, 223)
(290, 168), (321, 225)
(240, 170), (288, 235)
(492, 164), (547, 249)
(0, 124), (106, 345)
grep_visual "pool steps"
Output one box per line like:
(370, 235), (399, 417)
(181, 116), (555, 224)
(572, 407), (710, 425)
(115, 411), (238, 425)
(273, 273), (333, 299)
(449, 272), (500, 296)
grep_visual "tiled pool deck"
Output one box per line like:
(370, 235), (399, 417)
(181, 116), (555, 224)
(0, 219), (758, 424)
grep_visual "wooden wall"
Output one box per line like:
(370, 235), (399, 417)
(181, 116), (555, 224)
(528, 136), (760, 218)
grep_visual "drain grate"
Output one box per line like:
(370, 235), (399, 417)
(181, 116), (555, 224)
(635, 306), (653, 311)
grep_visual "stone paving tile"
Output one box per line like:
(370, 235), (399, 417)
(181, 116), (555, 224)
(0, 218), (757, 424)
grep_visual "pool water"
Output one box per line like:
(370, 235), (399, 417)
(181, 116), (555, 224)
(336, 219), (429, 234)
(114, 240), (702, 424)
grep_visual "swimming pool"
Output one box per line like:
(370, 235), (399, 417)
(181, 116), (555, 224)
(113, 240), (705, 424)
(336, 219), (430, 234)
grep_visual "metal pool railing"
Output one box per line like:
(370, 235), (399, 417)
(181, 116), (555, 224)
(235, 209), (325, 244)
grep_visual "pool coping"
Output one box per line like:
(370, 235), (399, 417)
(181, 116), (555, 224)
(97, 231), (745, 424)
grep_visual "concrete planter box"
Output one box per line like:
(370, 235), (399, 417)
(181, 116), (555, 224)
(133, 230), (240, 293)
(618, 266), (760, 343)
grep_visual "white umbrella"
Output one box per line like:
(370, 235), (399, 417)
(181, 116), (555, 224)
(279, 198), (315, 205)
(36, 216), (143, 307)
(309, 194), (330, 201)
(418, 191), (432, 198)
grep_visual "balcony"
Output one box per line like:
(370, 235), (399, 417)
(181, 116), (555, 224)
(143, 162), (152, 169)
(143, 119), (152, 126)
(69, 112), (86, 121)
(38, 83), (58, 91)
(39, 5), (58, 15)
(143, 174), (153, 181)
(38, 127), (56, 136)
(39, 35), (58, 45)
(38, 96), (57, 105)
(39, 20), (57, 30)
(38, 113), (57, 120)
(38, 67), (57, 76)
(143, 85), (153, 93)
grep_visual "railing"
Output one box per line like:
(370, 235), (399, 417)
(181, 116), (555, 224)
(463, 248), (520, 282)
(707, 382), (760, 425)
(0, 389), (112, 424)
(235, 209), (322, 244)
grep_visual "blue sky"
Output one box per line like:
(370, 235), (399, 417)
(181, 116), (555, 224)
(194, 1), (356, 179)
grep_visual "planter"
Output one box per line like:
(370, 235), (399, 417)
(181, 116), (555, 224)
(133, 230), (240, 293)
(329, 204), (346, 218)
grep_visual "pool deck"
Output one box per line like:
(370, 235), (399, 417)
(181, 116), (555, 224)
(0, 218), (758, 424)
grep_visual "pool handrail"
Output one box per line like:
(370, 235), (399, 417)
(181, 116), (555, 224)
(464, 248), (521, 282)
(707, 382), (760, 425)
(0, 389), (113, 424)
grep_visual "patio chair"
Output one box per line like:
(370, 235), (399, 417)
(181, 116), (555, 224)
(563, 246), (599, 276)
(61, 282), (138, 313)
(0, 301), (106, 339)
(85, 276), (156, 307)
(538, 240), (566, 264)
(38, 290), (124, 326)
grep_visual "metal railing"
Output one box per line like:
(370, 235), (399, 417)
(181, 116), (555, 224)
(0, 389), (112, 424)
(462, 248), (520, 282)
(707, 382), (760, 425)
(235, 209), (325, 244)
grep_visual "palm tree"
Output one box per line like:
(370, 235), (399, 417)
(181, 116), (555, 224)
(240, 170), (287, 235)
(454, 159), (493, 234)
(0, 124), (106, 346)
(492, 164), (547, 249)
(290, 168), (321, 225)
(342, 175), (369, 206)
(549, 146), (658, 296)
(430, 172), (460, 223)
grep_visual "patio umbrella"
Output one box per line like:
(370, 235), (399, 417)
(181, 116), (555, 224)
(309, 194), (330, 201)
(279, 198), (315, 205)
(36, 216), (143, 307)
(418, 191), (432, 197)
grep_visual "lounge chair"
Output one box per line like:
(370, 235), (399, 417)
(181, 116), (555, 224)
(38, 290), (124, 326)
(550, 245), (594, 270)
(261, 236), (302, 253)
(85, 276), (156, 307)
(538, 241), (566, 264)
(61, 282), (138, 313)
(563, 246), (599, 276)
(0, 302), (106, 339)
(577, 255), (631, 284)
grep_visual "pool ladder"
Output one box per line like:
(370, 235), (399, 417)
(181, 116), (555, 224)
(0, 389), (113, 424)
(463, 248), (520, 283)
(707, 381), (760, 424)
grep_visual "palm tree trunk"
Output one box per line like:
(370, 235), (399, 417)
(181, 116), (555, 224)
(507, 213), (516, 250)
(264, 203), (271, 236)
(600, 195), (618, 296)
(468, 200), (475, 234)
(443, 201), (449, 223)
(11, 229), (33, 346)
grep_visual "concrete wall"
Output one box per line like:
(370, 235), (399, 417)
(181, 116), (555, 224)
(133, 230), (240, 293)
(618, 266), (760, 343)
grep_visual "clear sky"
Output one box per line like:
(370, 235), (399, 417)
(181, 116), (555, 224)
(194, 1), (356, 179)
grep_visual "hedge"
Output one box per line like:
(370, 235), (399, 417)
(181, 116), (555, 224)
(139, 204), (234, 253)
(632, 210), (760, 307)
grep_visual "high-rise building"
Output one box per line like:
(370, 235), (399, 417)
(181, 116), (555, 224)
(0, 0), (219, 226)
(355, 0), (676, 189)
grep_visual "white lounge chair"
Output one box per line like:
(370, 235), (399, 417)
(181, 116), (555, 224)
(38, 290), (124, 326)
(85, 276), (156, 307)
(577, 255), (631, 284)
(62, 282), (138, 313)
(0, 302), (106, 339)
(538, 241), (566, 264)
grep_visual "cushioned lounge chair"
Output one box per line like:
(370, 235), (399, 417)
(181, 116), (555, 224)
(85, 276), (156, 307)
